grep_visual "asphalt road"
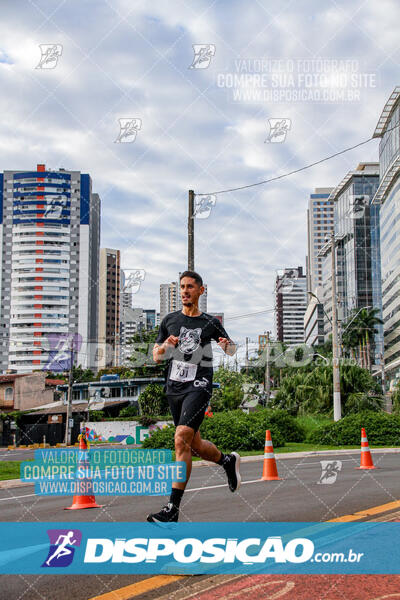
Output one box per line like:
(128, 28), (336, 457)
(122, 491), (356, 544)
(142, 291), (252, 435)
(1, 450), (400, 600)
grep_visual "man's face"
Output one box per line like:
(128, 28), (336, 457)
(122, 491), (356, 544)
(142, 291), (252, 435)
(180, 277), (204, 307)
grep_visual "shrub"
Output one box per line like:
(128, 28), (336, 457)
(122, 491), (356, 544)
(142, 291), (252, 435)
(250, 408), (306, 442)
(119, 404), (139, 418)
(88, 410), (104, 422)
(142, 425), (175, 450)
(138, 415), (158, 427)
(143, 410), (285, 451)
(307, 411), (400, 446)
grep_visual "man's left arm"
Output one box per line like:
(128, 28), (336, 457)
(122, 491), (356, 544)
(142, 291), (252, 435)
(218, 337), (237, 356)
(213, 319), (237, 356)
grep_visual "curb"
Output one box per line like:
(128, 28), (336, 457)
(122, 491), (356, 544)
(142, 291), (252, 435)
(191, 446), (400, 467)
(0, 479), (32, 489)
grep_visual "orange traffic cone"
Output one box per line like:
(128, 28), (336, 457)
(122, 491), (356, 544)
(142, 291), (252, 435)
(262, 430), (281, 480)
(356, 427), (375, 470)
(65, 433), (102, 509)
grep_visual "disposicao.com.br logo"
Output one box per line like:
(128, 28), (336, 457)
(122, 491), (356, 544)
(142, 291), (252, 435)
(0, 522), (370, 575)
(42, 529), (82, 568)
(83, 536), (314, 565)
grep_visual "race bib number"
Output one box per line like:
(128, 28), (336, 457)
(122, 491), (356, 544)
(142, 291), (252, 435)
(169, 360), (197, 382)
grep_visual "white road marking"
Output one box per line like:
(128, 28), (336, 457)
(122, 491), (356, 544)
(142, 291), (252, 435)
(0, 479), (266, 501)
(0, 493), (37, 502)
(186, 478), (263, 492)
(293, 459), (356, 466)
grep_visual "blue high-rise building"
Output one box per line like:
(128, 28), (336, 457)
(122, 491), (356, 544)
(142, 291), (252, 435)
(0, 164), (100, 372)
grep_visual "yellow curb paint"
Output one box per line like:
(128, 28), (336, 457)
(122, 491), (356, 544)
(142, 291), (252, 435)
(328, 499), (400, 522)
(88, 575), (185, 600)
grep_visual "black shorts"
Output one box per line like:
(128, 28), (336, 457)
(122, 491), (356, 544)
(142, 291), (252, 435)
(167, 390), (210, 432)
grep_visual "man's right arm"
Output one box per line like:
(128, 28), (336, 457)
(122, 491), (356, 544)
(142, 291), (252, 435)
(153, 336), (179, 363)
(153, 319), (179, 364)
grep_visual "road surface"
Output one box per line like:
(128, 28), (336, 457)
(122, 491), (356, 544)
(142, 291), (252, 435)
(1, 450), (400, 599)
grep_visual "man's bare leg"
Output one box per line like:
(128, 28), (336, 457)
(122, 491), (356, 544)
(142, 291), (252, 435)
(191, 430), (242, 493)
(190, 430), (222, 462)
(173, 425), (196, 489)
(146, 425), (241, 523)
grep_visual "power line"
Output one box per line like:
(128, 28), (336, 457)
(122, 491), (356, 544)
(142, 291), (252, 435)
(225, 308), (277, 321)
(198, 138), (373, 195)
(196, 122), (400, 197)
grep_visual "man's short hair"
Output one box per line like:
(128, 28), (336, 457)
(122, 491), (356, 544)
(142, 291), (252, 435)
(180, 270), (203, 287)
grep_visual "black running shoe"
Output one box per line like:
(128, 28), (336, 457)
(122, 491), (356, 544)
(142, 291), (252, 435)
(223, 452), (241, 492)
(147, 502), (179, 523)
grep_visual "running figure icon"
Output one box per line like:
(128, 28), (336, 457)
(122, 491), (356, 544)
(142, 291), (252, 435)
(45, 531), (77, 566)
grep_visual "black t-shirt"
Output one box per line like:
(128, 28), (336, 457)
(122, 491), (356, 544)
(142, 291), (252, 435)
(155, 311), (231, 396)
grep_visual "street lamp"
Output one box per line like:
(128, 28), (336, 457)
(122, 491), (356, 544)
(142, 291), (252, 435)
(308, 291), (332, 324)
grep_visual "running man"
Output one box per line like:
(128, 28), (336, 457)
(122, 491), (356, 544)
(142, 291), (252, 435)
(147, 270), (240, 524)
(45, 531), (77, 566)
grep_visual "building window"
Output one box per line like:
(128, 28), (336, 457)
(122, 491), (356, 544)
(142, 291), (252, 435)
(123, 386), (138, 397)
(5, 387), (13, 403)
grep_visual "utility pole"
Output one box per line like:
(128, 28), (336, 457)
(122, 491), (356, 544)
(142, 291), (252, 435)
(264, 331), (271, 403)
(188, 190), (195, 270)
(64, 343), (74, 445)
(331, 233), (341, 421)
(245, 337), (249, 375)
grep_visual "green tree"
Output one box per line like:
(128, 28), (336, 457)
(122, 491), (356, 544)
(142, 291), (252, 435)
(72, 365), (95, 382)
(341, 307), (383, 371)
(125, 327), (166, 377)
(137, 383), (169, 417)
(97, 366), (135, 380)
(211, 366), (247, 411)
(271, 362), (383, 416)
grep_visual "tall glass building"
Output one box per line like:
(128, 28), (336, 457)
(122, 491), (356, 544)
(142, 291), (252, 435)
(373, 87), (400, 385)
(321, 163), (382, 364)
(0, 164), (100, 373)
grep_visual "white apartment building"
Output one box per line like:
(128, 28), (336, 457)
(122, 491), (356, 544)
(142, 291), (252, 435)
(306, 188), (334, 294)
(0, 164), (100, 372)
(275, 267), (307, 345)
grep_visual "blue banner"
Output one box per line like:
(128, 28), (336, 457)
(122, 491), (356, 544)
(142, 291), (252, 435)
(21, 450), (184, 496)
(0, 522), (399, 574)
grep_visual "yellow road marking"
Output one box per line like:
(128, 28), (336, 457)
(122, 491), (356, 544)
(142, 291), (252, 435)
(328, 499), (400, 522)
(88, 575), (185, 600)
(88, 500), (400, 599)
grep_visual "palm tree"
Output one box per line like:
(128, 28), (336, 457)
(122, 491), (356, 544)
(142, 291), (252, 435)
(341, 326), (359, 362)
(356, 307), (383, 371)
(341, 307), (383, 371)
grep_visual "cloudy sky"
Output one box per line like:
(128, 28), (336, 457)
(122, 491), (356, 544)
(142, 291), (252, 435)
(1, 0), (399, 360)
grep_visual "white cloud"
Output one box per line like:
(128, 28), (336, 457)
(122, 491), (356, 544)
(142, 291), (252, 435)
(0, 0), (399, 344)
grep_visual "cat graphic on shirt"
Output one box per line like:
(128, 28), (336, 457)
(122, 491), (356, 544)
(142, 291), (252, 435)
(178, 327), (202, 353)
